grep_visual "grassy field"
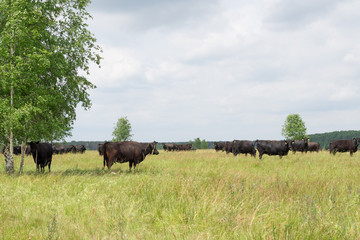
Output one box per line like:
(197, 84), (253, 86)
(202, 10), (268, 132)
(1, 150), (360, 239)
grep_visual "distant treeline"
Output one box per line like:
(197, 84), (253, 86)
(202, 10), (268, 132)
(308, 130), (360, 149)
(62, 130), (360, 151)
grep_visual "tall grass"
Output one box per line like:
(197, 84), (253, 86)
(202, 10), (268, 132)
(1, 150), (360, 239)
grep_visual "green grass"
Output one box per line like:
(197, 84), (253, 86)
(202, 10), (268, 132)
(1, 150), (360, 239)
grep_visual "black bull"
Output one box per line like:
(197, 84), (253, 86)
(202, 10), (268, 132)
(103, 141), (159, 170)
(29, 142), (53, 172)
(255, 140), (290, 159)
(329, 139), (359, 156)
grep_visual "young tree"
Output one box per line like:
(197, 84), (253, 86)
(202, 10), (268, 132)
(0, 0), (101, 173)
(191, 138), (208, 149)
(192, 138), (201, 149)
(112, 117), (133, 142)
(200, 139), (208, 149)
(281, 114), (307, 140)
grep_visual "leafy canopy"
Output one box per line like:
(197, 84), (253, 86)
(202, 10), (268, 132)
(281, 114), (307, 140)
(191, 138), (208, 149)
(112, 117), (133, 142)
(0, 0), (101, 144)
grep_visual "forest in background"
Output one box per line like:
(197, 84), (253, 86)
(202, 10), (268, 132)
(63, 130), (360, 151)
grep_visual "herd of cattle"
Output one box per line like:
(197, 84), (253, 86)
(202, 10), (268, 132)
(215, 138), (360, 159)
(10, 144), (87, 155)
(2, 138), (360, 173)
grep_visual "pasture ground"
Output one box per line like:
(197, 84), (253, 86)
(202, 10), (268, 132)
(1, 150), (360, 239)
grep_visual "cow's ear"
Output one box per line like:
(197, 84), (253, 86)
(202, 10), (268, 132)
(36, 141), (40, 144)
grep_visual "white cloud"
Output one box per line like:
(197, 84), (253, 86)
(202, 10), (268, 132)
(68, 0), (360, 141)
(90, 46), (142, 88)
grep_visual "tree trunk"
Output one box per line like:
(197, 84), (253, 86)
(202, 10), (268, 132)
(4, 143), (14, 173)
(5, 28), (15, 173)
(19, 139), (26, 174)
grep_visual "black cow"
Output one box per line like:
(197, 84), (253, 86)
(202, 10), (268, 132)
(214, 142), (226, 152)
(290, 138), (309, 153)
(231, 140), (256, 157)
(74, 145), (86, 153)
(29, 142), (53, 172)
(162, 143), (175, 151)
(255, 140), (290, 159)
(2, 146), (22, 155)
(175, 144), (192, 151)
(224, 141), (233, 154)
(329, 139), (359, 156)
(308, 142), (320, 152)
(52, 145), (75, 154)
(103, 141), (158, 170)
(98, 143), (104, 156)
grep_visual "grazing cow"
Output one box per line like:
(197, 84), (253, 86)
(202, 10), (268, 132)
(255, 140), (290, 159)
(175, 144), (192, 151)
(29, 142), (53, 172)
(103, 141), (158, 170)
(329, 139), (359, 156)
(231, 140), (256, 157)
(74, 145), (86, 153)
(290, 138), (309, 153)
(13, 146), (21, 155)
(2, 146), (22, 155)
(308, 142), (320, 152)
(214, 142), (226, 152)
(98, 143), (104, 156)
(162, 143), (175, 151)
(52, 145), (75, 154)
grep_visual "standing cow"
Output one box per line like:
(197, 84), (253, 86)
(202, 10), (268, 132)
(74, 145), (86, 153)
(255, 140), (290, 159)
(308, 142), (320, 152)
(289, 138), (309, 153)
(103, 141), (158, 170)
(29, 142), (53, 172)
(214, 142), (225, 152)
(231, 140), (256, 157)
(98, 143), (104, 156)
(329, 139), (359, 156)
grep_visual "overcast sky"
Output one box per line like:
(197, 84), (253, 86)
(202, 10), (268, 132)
(67, 0), (360, 142)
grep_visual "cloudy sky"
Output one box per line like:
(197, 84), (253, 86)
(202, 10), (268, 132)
(68, 0), (360, 142)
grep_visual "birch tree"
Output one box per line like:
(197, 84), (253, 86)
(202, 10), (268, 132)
(0, 0), (101, 173)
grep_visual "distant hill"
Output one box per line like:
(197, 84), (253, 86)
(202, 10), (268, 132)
(309, 130), (360, 149)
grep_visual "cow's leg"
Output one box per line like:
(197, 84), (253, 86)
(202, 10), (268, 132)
(259, 153), (263, 160)
(36, 164), (39, 173)
(350, 151), (353, 156)
(48, 162), (51, 172)
(107, 159), (113, 170)
(129, 161), (133, 171)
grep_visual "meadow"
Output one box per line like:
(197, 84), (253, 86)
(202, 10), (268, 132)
(1, 150), (360, 239)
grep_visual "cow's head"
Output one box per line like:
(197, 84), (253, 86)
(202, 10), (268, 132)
(353, 138), (359, 146)
(150, 141), (159, 155)
(28, 141), (40, 151)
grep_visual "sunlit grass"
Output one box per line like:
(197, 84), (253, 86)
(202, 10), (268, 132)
(1, 150), (360, 239)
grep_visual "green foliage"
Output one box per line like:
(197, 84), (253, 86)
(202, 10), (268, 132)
(200, 139), (208, 149)
(281, 114), (307, 140)
(0, 0), (101, 171)
(112, 117), (133, 142)
(192, 138), (201, 149)
(191, 137), (208, 149)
